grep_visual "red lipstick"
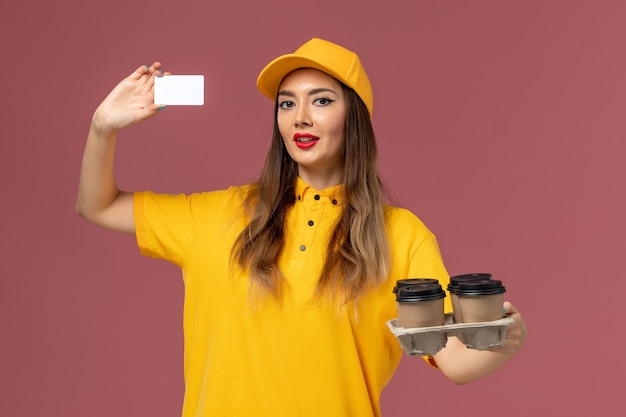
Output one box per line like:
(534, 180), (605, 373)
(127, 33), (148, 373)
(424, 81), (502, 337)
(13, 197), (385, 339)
(294, 133), (319, 149)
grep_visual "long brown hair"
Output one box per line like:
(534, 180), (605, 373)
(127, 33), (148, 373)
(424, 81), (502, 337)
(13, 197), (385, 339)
(232, 81), (390, 304)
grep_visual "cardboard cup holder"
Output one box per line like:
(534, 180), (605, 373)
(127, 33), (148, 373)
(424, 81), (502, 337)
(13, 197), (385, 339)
(386, 313), (515, 356)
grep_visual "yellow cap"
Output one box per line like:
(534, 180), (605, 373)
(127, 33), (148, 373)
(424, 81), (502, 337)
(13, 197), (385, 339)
(257, 38), (373, 117)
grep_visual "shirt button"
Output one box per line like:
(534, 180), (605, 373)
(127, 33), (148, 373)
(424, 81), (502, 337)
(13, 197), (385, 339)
(314, 194), (320, 200)
(299, 245), (306, 251)
(332, 199), (337, 205)
(308, 220), (314, 226)
(297, 195), (301, 201)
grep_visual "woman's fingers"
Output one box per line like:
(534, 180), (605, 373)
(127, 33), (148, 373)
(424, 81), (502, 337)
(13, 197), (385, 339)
(495, 301), (527, 354)
(146, 63), (165, 89)
(130, 62), (163, 85)
(147, 62), (163, 80)
(131, 64), (150, 80)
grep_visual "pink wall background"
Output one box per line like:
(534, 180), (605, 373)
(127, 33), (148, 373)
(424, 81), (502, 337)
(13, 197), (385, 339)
(2, 1), (624, 416)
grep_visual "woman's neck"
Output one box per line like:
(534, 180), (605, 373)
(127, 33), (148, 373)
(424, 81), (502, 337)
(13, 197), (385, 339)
(297, 167), (342, 190)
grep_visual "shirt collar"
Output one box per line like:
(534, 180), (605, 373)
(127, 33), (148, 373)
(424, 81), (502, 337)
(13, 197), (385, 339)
(295, 177), (343, 206)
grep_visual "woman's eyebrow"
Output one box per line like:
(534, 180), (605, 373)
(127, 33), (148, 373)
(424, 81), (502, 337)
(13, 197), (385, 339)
(277, 87), (338, 97)
(308, 87), (337, 96)
(277, 90), (295, 98)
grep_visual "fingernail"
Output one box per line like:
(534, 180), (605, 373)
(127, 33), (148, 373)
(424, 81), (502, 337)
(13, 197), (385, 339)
(158, 105), (167, 111)
(144, 65), (150, 70)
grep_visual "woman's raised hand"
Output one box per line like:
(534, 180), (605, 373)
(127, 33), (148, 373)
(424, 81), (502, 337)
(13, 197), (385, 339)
(92, 62), (165, 134)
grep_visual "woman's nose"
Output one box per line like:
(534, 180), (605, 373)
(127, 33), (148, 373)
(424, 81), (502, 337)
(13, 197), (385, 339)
(294, 105), (312, 127)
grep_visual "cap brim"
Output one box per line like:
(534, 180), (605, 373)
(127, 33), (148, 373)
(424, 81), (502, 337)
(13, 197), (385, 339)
(256, 54), (345, 101)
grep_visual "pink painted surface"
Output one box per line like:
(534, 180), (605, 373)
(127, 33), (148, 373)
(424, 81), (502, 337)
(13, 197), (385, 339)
(1, 1), (624, 416)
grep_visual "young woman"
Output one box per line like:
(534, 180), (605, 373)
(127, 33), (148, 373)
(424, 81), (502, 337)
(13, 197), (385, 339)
(77, 38), (527, 417)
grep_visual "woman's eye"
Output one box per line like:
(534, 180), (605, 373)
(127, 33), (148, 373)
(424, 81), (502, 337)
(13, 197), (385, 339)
(314, 98), (334, 106)
(279, 101), (294, 109)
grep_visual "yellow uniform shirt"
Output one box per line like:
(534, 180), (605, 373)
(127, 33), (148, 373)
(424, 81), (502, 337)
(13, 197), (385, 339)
(134, 178), (450, 417)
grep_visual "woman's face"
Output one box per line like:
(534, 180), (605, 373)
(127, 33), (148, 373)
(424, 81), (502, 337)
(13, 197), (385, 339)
(277, 68), (347, 188)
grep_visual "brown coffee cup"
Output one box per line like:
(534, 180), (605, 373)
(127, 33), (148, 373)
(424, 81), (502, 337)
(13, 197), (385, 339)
(447, 273), (493, 323)
(456, 279), (506, 323)
(396, 283), (446, 328)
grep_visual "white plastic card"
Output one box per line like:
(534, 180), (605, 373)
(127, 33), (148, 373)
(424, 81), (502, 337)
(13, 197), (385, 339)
(154, 75), (204, 105)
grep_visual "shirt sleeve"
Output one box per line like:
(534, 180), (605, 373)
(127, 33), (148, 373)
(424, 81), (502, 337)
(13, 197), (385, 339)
(134, 188), (244, 268)
(134, 191), (198, 267)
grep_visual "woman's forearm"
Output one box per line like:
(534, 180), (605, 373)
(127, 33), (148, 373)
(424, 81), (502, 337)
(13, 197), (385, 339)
(76, 123), (134, 234)
(433, 336), (517, 385)
(433, 302), (527, 385)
